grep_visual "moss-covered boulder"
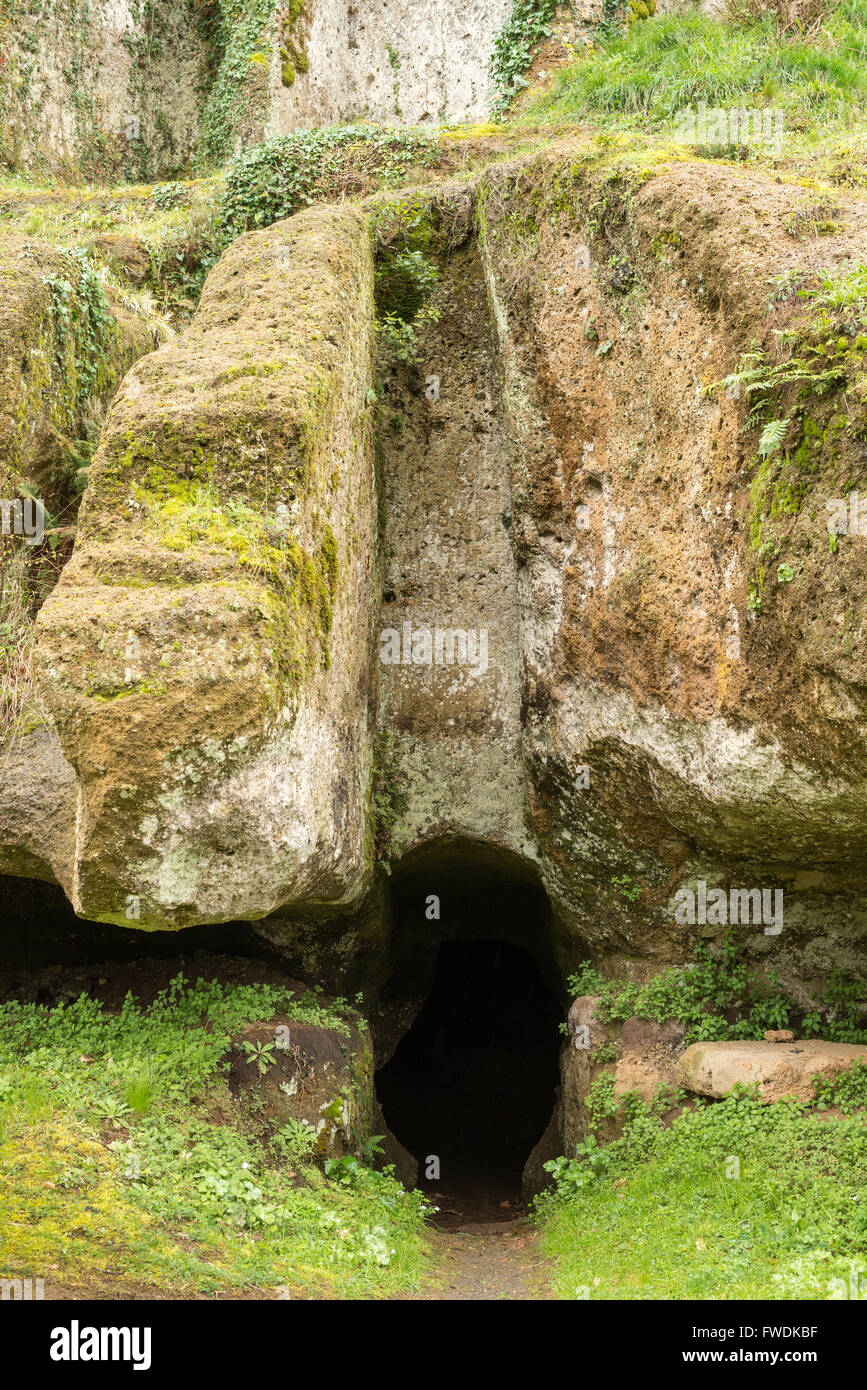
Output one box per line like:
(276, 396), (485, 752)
(35, 206), (378, 928)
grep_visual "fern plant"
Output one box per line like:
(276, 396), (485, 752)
(758, 417), (788, 456)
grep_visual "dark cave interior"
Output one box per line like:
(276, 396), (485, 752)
(376, 939), (562, 1190)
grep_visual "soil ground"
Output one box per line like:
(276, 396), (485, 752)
(407, 1219), (555, 1300)
(400, 1173), (557, 1301)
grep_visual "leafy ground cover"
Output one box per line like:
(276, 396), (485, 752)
(0, 976), (431, 1298)
(538, 1071), (867, 1299)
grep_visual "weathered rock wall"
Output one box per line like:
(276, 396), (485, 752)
(0, 0), (204, 177)
(476, 148), (867, 987)
(266, 0), (513, 130)
(3, 143), (867, 1002)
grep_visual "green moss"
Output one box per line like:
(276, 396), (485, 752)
(650, 227), (683, 257)
(127, 476), (337, 699)
(792, 414), (823, 470)
(320, 524), (339, 595)
(218, 360), (284, 383)
(88, 679), (169, 702)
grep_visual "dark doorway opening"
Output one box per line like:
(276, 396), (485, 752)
(375, 939), (562, 1225)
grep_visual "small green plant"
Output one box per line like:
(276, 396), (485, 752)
(240, 1039), (277, 1074)
(586, 1071), (619, 1131)
(150, 182), (187, 210)
(125, 1078), (154, 1115)
(42, 247), (115, 407)
(611, 873), (642, 902)
(273, 1117), (318, 1165)
(758, 418), (788, 456)
(386, 43), (402, 114)
(714, 349), (846, 431)
(375, 245), (441, 368)
(712, 266), (866, 488)
(543, 1134), (614, 1197)
(378, 313), (420, 364)
(597, 0), (627, 39)
(358, 1133), (386, 1165)
(812, 1059), (867, 1111)
(376, 248), (438, 319)
(324, 1154), (365, 1186)
(96, 1096), (133, 1125)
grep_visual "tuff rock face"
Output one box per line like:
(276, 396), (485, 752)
(475, 153), (867, 990)
(1, 142), (866, 1003)
(268, 0), (515, 128)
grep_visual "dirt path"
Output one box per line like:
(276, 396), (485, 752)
(406, 1218), (556, 1301)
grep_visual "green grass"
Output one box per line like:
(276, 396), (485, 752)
(0, 977), (431, 1299)
(537, 1082), (867, 1299)
(0, 176), (225, 327)
(528, 5), (867, 126)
